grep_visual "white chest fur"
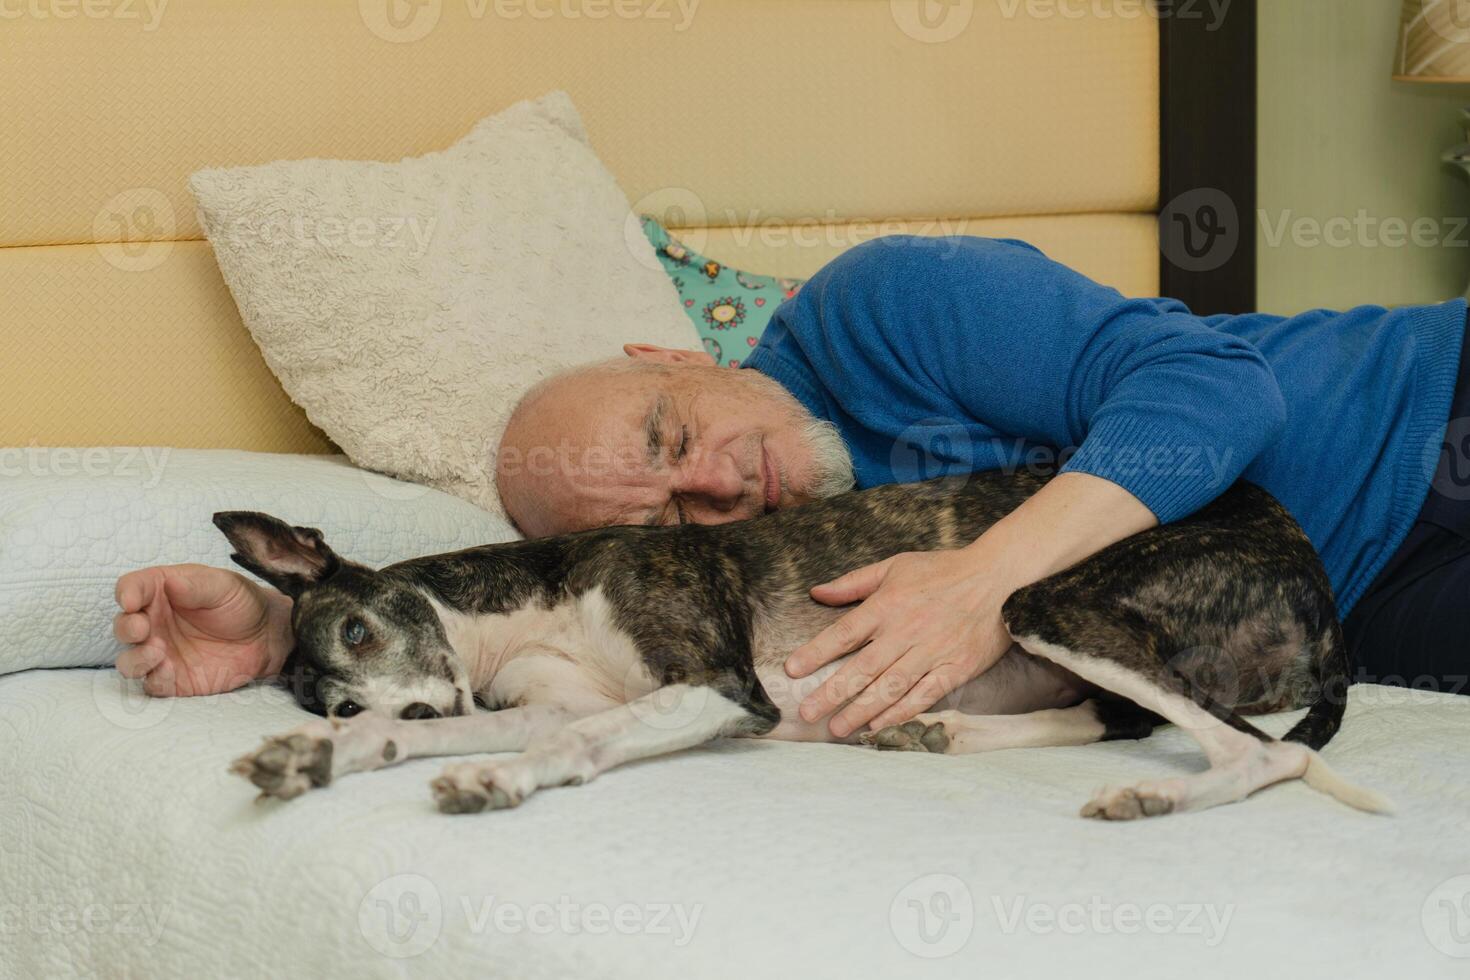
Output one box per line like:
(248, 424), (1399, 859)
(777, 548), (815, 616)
(429, 587), (658, 715)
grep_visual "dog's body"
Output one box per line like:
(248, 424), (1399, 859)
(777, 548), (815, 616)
(222, 470), (1388, 819)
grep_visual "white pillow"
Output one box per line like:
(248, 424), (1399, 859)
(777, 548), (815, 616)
(189, 91), (697, 516)
(0, 449), (518, 675)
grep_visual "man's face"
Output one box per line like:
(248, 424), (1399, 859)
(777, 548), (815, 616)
(496, 345), (853, 536)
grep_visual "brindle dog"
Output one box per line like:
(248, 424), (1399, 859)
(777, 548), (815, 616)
(222, 471), (1389, 820)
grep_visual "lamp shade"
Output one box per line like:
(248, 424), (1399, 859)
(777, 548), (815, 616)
(1397, 1), (1470, 80)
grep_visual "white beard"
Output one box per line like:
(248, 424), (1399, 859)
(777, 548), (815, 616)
(798, 418), (856, 500)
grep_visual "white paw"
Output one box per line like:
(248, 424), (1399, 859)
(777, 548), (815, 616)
(430, 760), (538, 814)
(1080, 780), (1182, 820)
(230, 719), (339, 800)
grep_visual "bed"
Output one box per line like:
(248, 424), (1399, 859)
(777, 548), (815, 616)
(4, 671), (1468, 977)
(4, 1), (1467, 977)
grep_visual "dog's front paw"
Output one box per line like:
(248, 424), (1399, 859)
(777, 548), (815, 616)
(860, 719), (950, 753)
(430, 761), (534, 814)
(230, 724), (336, 801)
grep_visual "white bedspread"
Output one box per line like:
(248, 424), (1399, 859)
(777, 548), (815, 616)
(2, 670), (1467, 979)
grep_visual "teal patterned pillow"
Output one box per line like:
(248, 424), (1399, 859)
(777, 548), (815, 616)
(640, 216), (804, 367)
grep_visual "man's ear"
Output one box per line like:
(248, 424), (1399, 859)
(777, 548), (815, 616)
(211, 512), (341, 598)
(623, 343), (717, 367)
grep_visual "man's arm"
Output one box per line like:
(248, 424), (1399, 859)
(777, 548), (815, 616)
(114, 565), (295, 697)
(769, 235), (1287, 521)
(776, 235), (1286, 734)
(788, 472), (1155, 736)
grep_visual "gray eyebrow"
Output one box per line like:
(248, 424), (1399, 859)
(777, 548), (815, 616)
(643, 394), (670, 464)
(641, 394), (674, 526)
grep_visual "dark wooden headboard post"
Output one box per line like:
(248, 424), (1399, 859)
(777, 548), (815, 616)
(1157, 0), (1257, 315)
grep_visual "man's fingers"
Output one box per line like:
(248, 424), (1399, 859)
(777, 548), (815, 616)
(162, 564), (242, 611)
(114, 567), (163, 614)
(141, 656), (179, 698)
(116, 641), (165, 680)
(786, 607), (878, 678)
(828, 656), (924, 737)
(867, 664), (970, 733)
(113, 611), (151, 645)
(798, 638), (903, 726)
(809, 558), (892, 607)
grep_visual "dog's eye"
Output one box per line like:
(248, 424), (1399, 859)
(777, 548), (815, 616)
(342, 618), (367, 646)
(334, 700), (364, 718)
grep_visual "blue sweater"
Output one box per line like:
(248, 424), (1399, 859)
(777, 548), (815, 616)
(744, 236), (1466, 616)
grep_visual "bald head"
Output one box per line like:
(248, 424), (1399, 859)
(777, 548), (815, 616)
(495, 346), (854, 537)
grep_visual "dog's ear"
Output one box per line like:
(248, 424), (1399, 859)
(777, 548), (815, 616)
(211, 511), (341, 598)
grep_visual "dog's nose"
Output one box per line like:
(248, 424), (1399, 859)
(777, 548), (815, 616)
(400, 702), (441, 721)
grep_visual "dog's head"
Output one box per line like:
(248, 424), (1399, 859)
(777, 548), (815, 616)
(212, 511), (472, 721)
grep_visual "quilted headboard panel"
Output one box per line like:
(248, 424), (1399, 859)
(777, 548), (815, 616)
(1, 0), (1159, 452)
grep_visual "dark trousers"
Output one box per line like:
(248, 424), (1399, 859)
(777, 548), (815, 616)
(1342, 312), (1470, 696)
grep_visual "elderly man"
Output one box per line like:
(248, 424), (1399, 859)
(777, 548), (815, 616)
(113, 236), (1470, 735)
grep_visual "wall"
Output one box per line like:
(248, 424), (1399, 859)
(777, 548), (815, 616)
(1258, 0), (1470, 313)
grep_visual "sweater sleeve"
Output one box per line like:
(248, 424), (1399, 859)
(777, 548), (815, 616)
(793, 236), (1287, 523)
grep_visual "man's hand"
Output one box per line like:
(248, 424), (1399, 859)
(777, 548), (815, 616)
(784, 472), (1159, 737)
(785, 549), (1011, 738)
(113, 565), (294, 697)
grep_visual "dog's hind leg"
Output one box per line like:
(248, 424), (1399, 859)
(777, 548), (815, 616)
(431, 683), (772, 813)
(860, 698), (1158, 754)
(1001, 623), (1389, 819)
(230, 704), (580, 801)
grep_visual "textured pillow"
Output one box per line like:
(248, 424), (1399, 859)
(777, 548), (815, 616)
(639, 216), (804, 368)
(190, 92), (698, 516)
(0, 450), (518, 676)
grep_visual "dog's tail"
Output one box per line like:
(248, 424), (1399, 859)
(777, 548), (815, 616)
(1281, 689), (1345, 750)
(1281, 621), (1350, 750)
(1277, 621), (1392, 814)
(1299, 749), (1394, 815)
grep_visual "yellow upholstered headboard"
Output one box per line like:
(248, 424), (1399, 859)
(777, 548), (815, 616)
(1, 0), (1159, 453)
